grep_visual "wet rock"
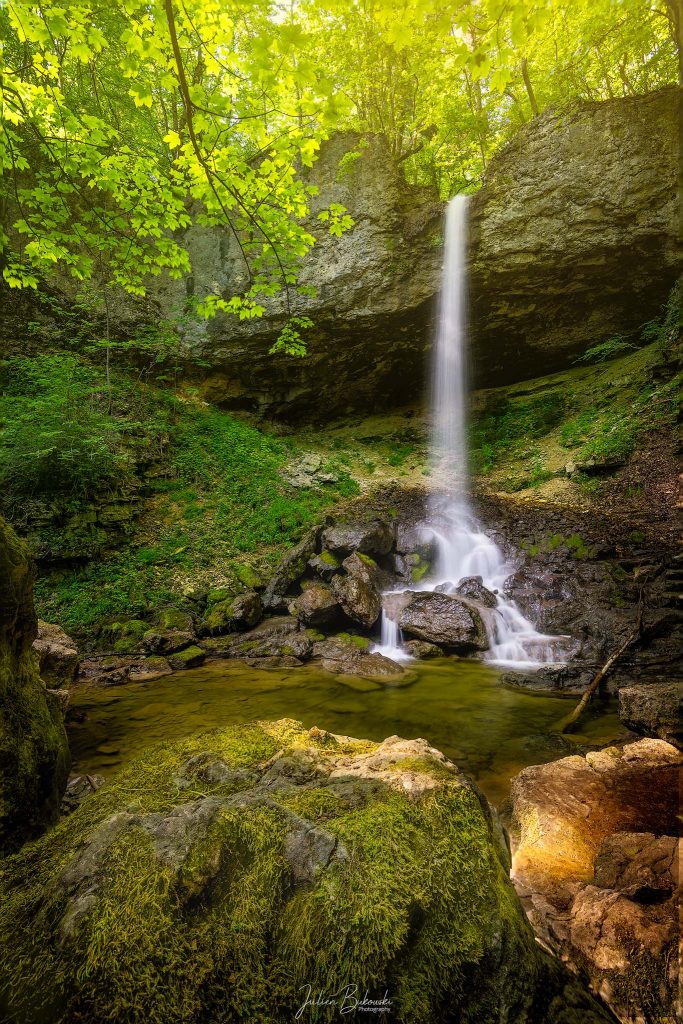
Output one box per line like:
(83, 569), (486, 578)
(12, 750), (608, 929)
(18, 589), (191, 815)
(141, 628), (195, 655)
(320, 651), (406, 681)
(289, 583), (339, 626)
(382, 590), (415, 622)
(618, 679), (682, 749)
(263, 528), (321, 610)
(330, 552), (382, 628)
(0, 517), (70, 852)
(322, 519), (394, 557)
(403, 639), (444, 659)
(235, 655), (304, 670)
(61, 774), (105, 816)
(499, 665), (591, 694)
(510, 738), (681, 1024)
(167, 646), (206, 670)
(395, 522), (436, 559)
(201, 590), (263, 635)
(398, 592), (489, 652)
(226, 633), (312, 662)
(32, 621), (79, 688)
(455, 576), (498, 608)
(77, 656), (137, 687)
(307, 549), (341, 581)
(128, 656), (173, 683)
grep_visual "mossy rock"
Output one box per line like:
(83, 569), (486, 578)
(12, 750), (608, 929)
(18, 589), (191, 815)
(167, 645), (206, 670)
(0, 721), (611, 1024)
(0, 518), (70, 854)
(234, 564), (263, 590)
(103, 619), (148, 653)
(155, 607), (194, 632)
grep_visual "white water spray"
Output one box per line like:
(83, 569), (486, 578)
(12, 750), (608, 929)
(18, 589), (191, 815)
(374, 195), (568, 667)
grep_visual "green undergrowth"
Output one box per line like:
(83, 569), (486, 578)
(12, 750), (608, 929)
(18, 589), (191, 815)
(469, 336), (680, 494)
(0, 720), (540, 1024)
(11, 354), (357, 638)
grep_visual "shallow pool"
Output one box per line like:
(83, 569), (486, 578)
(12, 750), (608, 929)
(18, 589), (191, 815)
(67, 658), (621, 806)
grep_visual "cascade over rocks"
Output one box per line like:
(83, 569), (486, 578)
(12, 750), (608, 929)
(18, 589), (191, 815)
(0, 719), (613, 1024)
(0, 517), (70, 853)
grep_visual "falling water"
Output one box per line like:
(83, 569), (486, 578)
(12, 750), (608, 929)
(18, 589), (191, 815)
(374, 195), (568, 668)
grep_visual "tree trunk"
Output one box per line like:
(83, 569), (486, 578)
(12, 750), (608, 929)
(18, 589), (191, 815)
(521, 58), (539, 117)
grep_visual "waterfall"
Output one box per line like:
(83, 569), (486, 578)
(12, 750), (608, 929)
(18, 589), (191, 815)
(375, 609), (412, 663)
(374, 195), (568, 668)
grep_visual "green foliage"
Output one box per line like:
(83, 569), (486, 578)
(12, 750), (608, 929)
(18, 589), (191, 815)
(641, 281), (682, 359)
(576, 416), (637, 465)
(0, 0), (353, 348)
(387, 443), (415, 467)
(301, 0), (677, 195)
(23, 351), (359, 635)
(574, 337), (638, 364)
(471, 393), (565, 471)
(0, 355), (130, 499)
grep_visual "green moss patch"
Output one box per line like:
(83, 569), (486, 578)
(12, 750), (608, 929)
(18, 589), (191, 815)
(0, 720), (549, 1024)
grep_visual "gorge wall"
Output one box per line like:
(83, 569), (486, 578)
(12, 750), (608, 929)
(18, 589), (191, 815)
(0, 518), (69, 852)
(2, 88), (678, 420)
(173, 87), (679, 417)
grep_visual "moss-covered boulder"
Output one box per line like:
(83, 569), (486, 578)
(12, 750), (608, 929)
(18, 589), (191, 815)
(166, 645), (206, 669)
(0, 517), (70, 854)
(201, 590), (263, 635)
(0, 720), (612, 1024)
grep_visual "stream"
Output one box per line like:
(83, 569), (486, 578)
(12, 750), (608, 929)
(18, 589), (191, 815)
(68, 658), (621, 806)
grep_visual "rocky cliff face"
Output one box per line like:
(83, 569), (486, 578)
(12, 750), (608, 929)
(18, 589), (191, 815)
(469, 87), (680, 385)
(153, 132), (443, 419)
(0, 517), (69, 853)
(168, 88), (679, 417)
(2, 90), (677, 420)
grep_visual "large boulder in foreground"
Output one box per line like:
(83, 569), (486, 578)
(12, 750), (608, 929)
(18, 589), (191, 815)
(510, 739), (681, 1024)
(0, 518), (70, 853)
(0, 720), (611, 1024)
(399, 591), (489, 652)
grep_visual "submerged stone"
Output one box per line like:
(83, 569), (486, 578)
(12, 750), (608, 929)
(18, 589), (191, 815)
(0, 720), (612, 1023)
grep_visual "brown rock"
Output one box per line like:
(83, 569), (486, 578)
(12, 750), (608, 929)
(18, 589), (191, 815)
(510, 739), (681, 1024)
(33, 620), (79, 688)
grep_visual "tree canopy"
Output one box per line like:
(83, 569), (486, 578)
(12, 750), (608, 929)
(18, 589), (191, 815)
(0, 0), (678, 325)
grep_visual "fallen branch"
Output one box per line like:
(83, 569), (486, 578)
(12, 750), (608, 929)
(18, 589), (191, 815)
(557, 588), (646, 734)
